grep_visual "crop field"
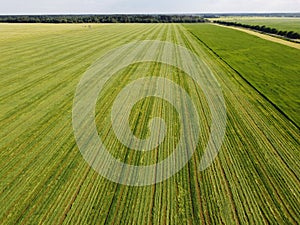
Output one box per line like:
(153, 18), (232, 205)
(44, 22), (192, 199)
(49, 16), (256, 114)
(185, 23), (300, 126)
(212, 17), (300, 33)
(0, 23), (299, 224)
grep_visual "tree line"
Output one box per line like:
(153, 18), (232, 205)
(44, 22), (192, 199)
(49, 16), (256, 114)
(0, 15), (206, 23)
(213, 20), (300, 40)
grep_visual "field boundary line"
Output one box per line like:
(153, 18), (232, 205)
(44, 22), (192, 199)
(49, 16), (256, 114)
(213, 23), (300, 50)
(187, 29), (300, 130)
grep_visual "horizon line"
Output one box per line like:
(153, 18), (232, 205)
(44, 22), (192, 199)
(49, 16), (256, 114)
(0, 12), (300, 16)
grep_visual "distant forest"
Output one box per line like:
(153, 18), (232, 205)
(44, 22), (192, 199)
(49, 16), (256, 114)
(214, 20), (300, 40)
(0, 15), (206, 23)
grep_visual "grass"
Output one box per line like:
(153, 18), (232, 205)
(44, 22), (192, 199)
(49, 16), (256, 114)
(212, 17), (300, 33)
(185, 23), (300, 127)
(0, 23), (299, 224)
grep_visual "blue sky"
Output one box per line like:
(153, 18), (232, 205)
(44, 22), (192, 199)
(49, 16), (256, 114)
(0, 0), (299, 14)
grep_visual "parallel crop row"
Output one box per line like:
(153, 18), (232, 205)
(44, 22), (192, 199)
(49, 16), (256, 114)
(0, 23), (299, 224)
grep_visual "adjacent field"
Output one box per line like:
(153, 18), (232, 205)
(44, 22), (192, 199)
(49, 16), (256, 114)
(212, 17), (300, 33)
(185, 23), (300, 126)
(0, 23), (299, 224)
(213, 23), (300, 50)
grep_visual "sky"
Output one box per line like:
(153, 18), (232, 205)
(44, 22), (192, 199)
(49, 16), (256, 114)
(0, 0), (299, 15)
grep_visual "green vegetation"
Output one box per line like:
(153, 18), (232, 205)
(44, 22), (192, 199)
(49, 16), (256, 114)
(0, 15), (206, 23)
(0, 23), (299, 224)
(213, 17), (300, 34)
(185, 23), (300, 126)
(213, 20), (300, 39)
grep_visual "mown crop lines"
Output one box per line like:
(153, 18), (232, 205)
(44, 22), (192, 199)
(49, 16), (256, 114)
(0, 23), (299, 225)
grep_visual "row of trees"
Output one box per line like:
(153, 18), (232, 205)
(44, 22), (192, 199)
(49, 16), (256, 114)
(213, 20), (300, 39)
(0, 15), (206, 23)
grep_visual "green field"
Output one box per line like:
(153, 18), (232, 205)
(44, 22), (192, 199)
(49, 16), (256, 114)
(185, 23), (300, 126)
(212, 17), (300, 33)
(0, 23), (299, 224)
